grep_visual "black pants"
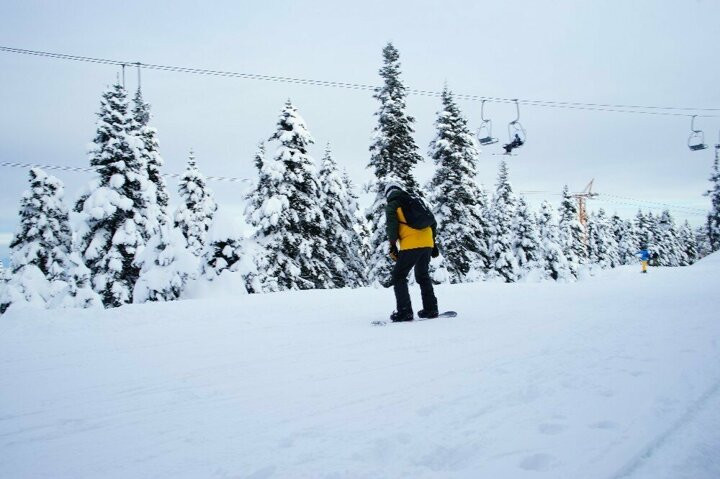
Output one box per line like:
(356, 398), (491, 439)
(392, 247), (437, 313)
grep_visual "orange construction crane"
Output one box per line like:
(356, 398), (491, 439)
(572, 179), (598, 244)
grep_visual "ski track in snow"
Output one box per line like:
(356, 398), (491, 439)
(1, 257), (719, 478)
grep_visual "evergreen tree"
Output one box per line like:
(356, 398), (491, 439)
(204, 211), (261, 294)
(246, 142), (269, 222)
(678, 220), (698, 266)
(7, 169), (100, 310)
(655, 210), (682, 266)
(134, 224), (198, 303)
(513, 196), (543, 276)
(427, 87), (491, 282)
(645, 212), (660, 258)
(76, 82), (150, 307)
(587, 209), (620, 269)
(695, 225), (711, 259)
(174, 151), (217, 257)
(487, 161), (520, 282)
(558, 185), (587, 276)
(366, 43), (424, 284)
(705, 154), (720, 252)
(612, 214), (639, 265)
(252, 101), (332, 290)
(317, 145), (366, 288)
(10, 168), (73, 282)
(132, 88), (169, 232)
(537, 201), (573, 281)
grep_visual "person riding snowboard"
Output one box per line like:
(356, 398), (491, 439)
(637, 247), (650, 274)
(384, 182), (439, 322)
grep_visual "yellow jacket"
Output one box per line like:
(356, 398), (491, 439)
(395, 207), (434, 251)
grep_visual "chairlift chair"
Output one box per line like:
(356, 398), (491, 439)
(687, 115), (708, 151)
(503, 99), (526, 155)
(477, 100), (498, 146)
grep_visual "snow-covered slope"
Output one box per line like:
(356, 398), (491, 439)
(1, 256), (719, 479)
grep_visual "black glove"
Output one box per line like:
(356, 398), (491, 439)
(389, 241), (399, 261)
(431, 245), (440, 258)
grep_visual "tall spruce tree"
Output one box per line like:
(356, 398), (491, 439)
(513, 196), (543, 276)
(488, 161), (520, 282)
(678, 220), (698, 265)
(251, 101), (333, 290)
(558, 185), (587, 276)
(10, 168), (73, 281)
(5, 168), (101, 310)
(76, 82), (149, 307)
(366, 43), (424, 284)
(656, 210), (682, 266)
(612, 214), (639, 265)
(428, 87), (490, 282)
(587, 209), (620, 269)
(174, 151), (217, 257)
(132, 88), (169, 231)
(705, 154), (720, 252)
(318, 145), (366, 288)
(537, 201), (573, 281)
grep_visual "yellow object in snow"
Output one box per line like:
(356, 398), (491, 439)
(641, 260), (648, 273)
(396, 207), (434, 251)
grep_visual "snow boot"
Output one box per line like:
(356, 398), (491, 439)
(417, 309), (439, 319)
(390, 310), (414, 322)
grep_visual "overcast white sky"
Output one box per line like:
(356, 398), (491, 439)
(1, 0), (719, 262)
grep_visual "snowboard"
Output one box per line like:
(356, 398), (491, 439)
(372, 311), (457, 326)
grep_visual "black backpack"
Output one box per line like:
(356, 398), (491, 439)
(397, 193), (435, 229)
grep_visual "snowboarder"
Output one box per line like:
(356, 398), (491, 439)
(384, 182), (439, 322)
(637, 247), (650, 274)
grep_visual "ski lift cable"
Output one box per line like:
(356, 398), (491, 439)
(0, 160), (252, 184)
(0, 161), (705, 215)
(2, 46), (719, 118)
(593, 198), (707, 216)
(598, 193), (707, 214)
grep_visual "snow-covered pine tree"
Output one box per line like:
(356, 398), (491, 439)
(645, 212), (660, 258)
(558, 185), (587, 277)
(174, 150), (217, 257)
(366, 43), (424, 285)
(252, 101), (333, 290)
(76, 82), (149, 307)
(132, 88), (169, 231)
(134, 223), (199, 303)
(705, 154), (720, 252)
(317, 145), (366, 288)
(513, 196), (543, 277)
(655, 210), (682, 266)
(427, 87), (491, 282)
(587, 209), (620, 269)
(10, 168), (73, 283)
(695, 225), (711, 259)
(612, 214), (638, 265)
(487, 161), (520, 282)
(342, 170), (369, 284)
(537, 201), (573, 281)
(678, 220), (698, 266)
(246, 142), (269, 222)
(6, 168), (100, 310)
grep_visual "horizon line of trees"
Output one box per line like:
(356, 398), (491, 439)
(1, 43), (718, 314)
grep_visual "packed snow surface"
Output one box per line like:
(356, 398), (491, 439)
(2, 256), (720, 478)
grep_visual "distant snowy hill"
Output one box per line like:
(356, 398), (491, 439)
(1, 255), (719, 478)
